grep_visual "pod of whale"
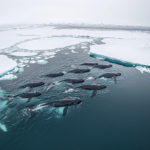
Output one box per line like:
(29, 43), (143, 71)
(27, 98), (82, 118)
(5, 62), (122, 122)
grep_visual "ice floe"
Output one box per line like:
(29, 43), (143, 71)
(90, 38), (150, 66)
(135, 66), (150, 74)
(0, 55), (17, 76)
(0, 74), (17, 81)
(18, 37), (92, 50)
(10, 52), (38, 56)
(0, 122), (7, 132)
(37, 60), (48, 65)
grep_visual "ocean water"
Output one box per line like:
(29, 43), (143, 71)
(0, 46), (150, 150)
(0, 25), (150, 150)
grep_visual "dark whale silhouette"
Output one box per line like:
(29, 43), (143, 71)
(60, 79), (84, 84)
(76, 85), (107, 97)
(45, 72), (64, 77)
(68, 69), (90, 73)
(27, 98), (82, 118)
(93, 64), (113, 69)
(80, 63), (98, 66)
(95, 73), (121, 83)
(7, 92), (42, 104)
(19, 82), (45, 89)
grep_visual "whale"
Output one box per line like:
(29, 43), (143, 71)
(45, 72), (64, 77)
(27, 98), (82, 118)
(7, 92), (42, 104)
(76, 84), (107, 97)
(65, 84), (107, 97)
(68, 69), (90, 73)
(19, 82), (45, 91)
(80, 63), (98, 66)
(60, 79), (84, 84)
(93, 64), (113, 69)
(95, 73), (121, 83)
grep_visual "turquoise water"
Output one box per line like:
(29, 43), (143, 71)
(0, 48), (150, 150)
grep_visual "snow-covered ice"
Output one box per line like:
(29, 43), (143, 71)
(18, 37), (92, 50)
(90, 38), (150, 66)
(0, 55), (17, 76)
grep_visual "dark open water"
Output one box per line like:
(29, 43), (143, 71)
(0, 45), (150, 150)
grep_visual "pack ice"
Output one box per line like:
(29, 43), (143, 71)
(0, 55), (17, 76)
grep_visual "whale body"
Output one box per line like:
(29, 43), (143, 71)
(95, 73), (121, 83)
(60, 79), (84, 84)
(27, 98), (82, 118)
(7, 92), (42, 104)
(76, 84), (107, 97)
(45, 72), (64, 77)
(68, 69), (90, 73)
(93, 64), (113, 69)
(19, 82), (45, 89)
(80, 63), (98, 66)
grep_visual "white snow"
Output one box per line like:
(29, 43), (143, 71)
(10, 52), (38, 56)
(18, 37), (92, 50)
(0, 55), (17, 76)
(90, 38), (150, 66)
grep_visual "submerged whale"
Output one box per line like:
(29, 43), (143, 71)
(7, 92), (42, 104)
(45, 72), (64, 77)
(19, 82), (45, 89)
(27, 98), (82, 118)
(93, 64), (113, 69)
(60, 79), (84, 84)
(76, 85), (107, 97)
(68, 69), (90, 73)
(95, 73), (121, 83)
(80, 63), (98, 66)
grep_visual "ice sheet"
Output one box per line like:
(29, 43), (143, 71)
(0, 55), (17, 76)
(18, 37), (92, 50)
(90, 38), (150, 66)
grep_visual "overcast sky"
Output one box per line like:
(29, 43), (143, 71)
(0, 0), (150, 26)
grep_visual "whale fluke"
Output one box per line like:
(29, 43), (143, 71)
(62, 106), (68, 117)
(91, 90), (97, 98)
